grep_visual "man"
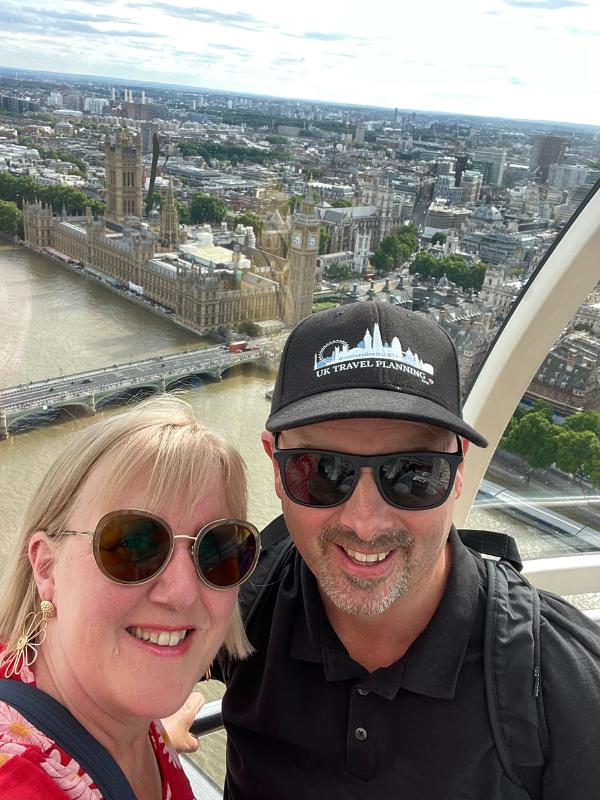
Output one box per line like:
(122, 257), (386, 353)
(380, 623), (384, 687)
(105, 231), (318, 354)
(172, 302), (600, 798)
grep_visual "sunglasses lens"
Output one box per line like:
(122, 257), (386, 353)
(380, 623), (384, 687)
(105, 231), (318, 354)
(379, 455), (452, 508)
(282, 452), (355, 507)
(196, 523), (258, 588)
(96, 514), (171, 583)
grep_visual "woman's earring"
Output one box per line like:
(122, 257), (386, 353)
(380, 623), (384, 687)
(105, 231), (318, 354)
(203, 666), (212, 681)
(0, 599), (56, 678)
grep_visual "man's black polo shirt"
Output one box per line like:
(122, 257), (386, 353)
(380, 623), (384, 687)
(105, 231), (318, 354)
(219, 517), (600, 799)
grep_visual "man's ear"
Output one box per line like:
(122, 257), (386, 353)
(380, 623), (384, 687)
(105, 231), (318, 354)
(454, 438), (470, 499)
(28, 532), (56, 600)
(260, 430), (275, 459)
(260, 430), (284, 501)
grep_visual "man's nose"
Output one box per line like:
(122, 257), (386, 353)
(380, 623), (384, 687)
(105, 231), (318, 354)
(334, 468), (398, 541)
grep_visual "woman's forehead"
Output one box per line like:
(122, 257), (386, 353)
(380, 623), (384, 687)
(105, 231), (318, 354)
(70, 460), (228, 526)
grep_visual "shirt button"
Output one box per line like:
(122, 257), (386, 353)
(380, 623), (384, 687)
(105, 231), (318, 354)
(354, 727), (368, 742)
(357, 687), (370, 696)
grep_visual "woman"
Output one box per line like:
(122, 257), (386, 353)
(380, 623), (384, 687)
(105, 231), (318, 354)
(0, 396), (260, 799)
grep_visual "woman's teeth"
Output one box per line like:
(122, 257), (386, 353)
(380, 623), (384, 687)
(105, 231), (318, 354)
(128, 627), (188, 646)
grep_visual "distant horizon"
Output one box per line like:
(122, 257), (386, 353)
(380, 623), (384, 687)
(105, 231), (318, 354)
(2, 0), (599, 127)
(2, 63), (598, 134)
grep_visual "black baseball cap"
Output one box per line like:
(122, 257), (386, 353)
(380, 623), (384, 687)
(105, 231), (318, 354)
(266, 301), (487, 447)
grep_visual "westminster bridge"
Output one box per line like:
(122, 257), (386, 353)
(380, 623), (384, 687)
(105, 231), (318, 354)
(0, 344), (267, 439)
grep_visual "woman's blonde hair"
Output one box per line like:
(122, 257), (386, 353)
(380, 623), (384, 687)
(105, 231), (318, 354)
(0, 395), (252, 660)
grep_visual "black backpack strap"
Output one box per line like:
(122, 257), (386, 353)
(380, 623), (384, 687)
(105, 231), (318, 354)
(459, 528), (523, 571)
(0, 679), (137, 800)
(483, 558), (549, 797)
(240, 514), (295, 629)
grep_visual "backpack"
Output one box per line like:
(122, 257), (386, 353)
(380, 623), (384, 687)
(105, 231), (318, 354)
(242, 517), (549, 799)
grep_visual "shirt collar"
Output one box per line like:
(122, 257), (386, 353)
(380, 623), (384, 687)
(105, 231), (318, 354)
(289, 527), (482, 700)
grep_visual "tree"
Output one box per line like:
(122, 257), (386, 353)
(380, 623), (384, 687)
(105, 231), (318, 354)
(409, 251), (488, 292)
(179, 141), (289, 165)
(288, 195), (302, 214)
(530, 400), (554, 422)
(332, 198), (352, 208)
(371, 234), (413, 275)
(238, 320), (260, 337)
(503, 412), (559, 469)
(370, 249), (393, 273)
(431, 232), (447, 245)
(563, 410), (600, 436)
(319, 225), (331, 255)
(0, 200), (22, 237)
(327, 262), (353, 281)
(555, 430), (600, 482)
(588, 454), (600, 488)
(0, 172), (104, 215)
(410, 250), (438, 280)
(235, 212), (264, 238)
(176, 201), (189, 225)
(190, 193), (227, 224)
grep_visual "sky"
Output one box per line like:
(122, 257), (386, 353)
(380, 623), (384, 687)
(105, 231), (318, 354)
(2, 0), (600, 125)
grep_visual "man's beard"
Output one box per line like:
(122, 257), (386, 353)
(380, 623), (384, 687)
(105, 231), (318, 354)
(317, 523), (416, 617)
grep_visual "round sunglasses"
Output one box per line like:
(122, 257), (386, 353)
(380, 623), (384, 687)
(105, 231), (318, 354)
(59, 510), (260, 589)
(273, 434), (463, 511)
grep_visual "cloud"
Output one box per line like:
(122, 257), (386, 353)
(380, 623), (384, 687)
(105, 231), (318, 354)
(568, 26), (600, 34)
(501, 0), (587, 8)
(302, 31), (366, 42)
(127, 3), (274, 32)
(325, 52), (359, 60)
(470, 63), (506, 70)
(0, 5), (164, 38)
(21, 6), (129, 23)
(208, 43), (252, 54)
(509, 76), (527, 84)
(272, 57), (305, 66)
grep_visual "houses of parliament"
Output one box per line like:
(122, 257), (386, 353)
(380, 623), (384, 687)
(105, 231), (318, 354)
(23, 126), (318, 333)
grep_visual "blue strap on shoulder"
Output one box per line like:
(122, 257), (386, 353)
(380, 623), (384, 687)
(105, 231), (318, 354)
(0, 679), (137, 800)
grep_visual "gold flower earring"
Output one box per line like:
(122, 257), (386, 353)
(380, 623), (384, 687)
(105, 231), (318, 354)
(0, 600), (56, 678)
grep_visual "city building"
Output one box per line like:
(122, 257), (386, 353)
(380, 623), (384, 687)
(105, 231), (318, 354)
(529, 135), (567, 182)
(283, 188), (320, 325)
(530, 332), (600, 412)
(424, 203), (472, 234)
(547, 163), (589, 191)
(470, 147), (507, 187)
(104, 127), (144, 223)
(317, 204), (379, 273)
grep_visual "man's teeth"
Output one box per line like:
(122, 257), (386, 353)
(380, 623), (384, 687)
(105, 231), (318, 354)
(344, 548), (390, 563)
(129, 627), (188, 646)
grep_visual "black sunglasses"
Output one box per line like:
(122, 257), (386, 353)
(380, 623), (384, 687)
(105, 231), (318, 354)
(273, 434), (463, 511)
(59, 510), (260, 589)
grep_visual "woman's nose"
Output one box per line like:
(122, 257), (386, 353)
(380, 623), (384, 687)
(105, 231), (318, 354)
(147, 540), (202, 609)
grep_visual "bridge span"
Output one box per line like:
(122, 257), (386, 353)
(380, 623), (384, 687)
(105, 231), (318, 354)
(0, 344), (266, 439)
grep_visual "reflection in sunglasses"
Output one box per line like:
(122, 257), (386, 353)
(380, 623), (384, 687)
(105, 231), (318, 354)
(60, 511), (260, 589)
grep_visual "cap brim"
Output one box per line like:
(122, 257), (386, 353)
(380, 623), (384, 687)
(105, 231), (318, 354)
(266, 387), (488, 447)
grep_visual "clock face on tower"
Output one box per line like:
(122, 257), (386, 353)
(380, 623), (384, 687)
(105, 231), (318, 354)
(292, 234), (301, 247)
(308, 236), (317, 248)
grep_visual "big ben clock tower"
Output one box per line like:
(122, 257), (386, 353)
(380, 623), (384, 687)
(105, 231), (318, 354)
(284, 187), (320, 326)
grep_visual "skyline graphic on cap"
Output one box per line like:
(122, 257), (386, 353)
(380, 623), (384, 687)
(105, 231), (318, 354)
(313, 322), (434, 377)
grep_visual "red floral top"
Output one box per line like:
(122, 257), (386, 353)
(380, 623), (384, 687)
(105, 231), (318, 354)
(0, 657), (196, 800)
